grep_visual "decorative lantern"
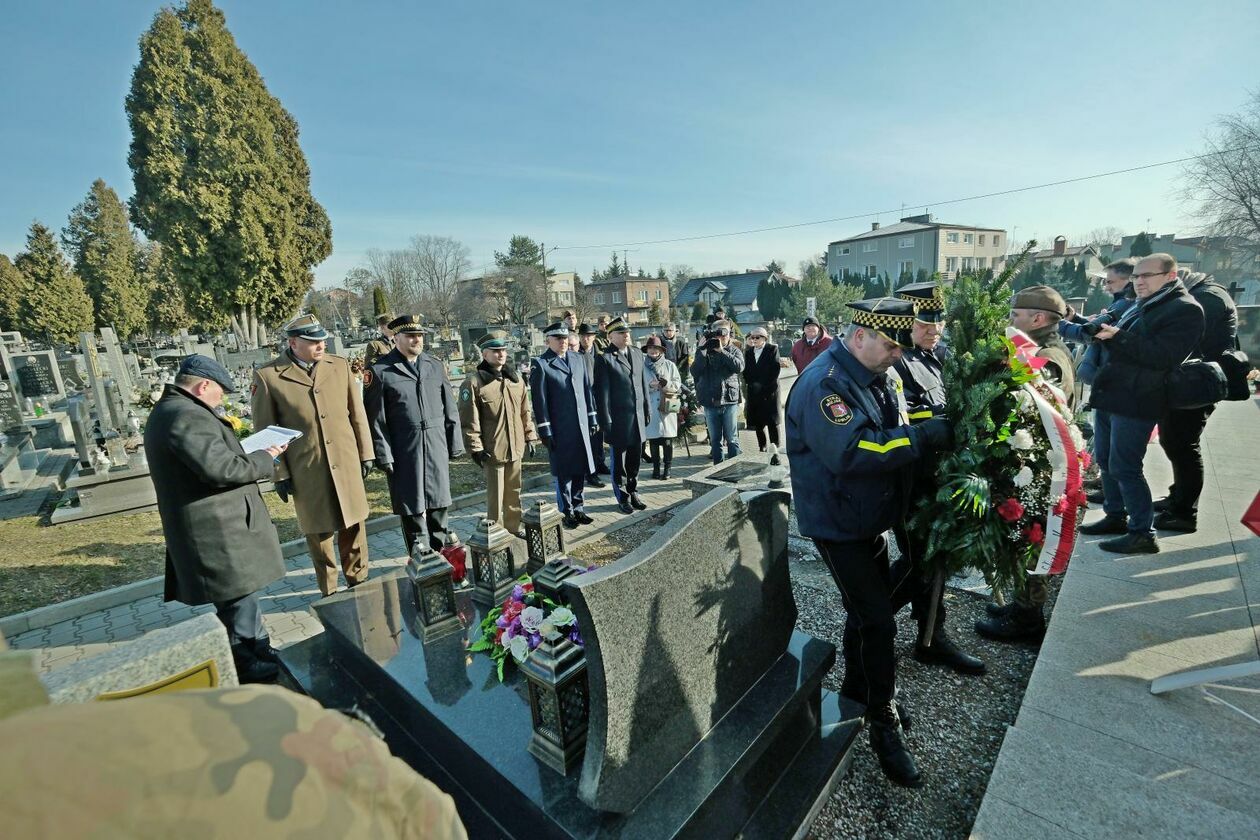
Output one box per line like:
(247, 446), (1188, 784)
(532, 558), (582, 605)
(520, 634), (589, 775)
(469, 517), (516, 607)
(406, 546), (461, 641)
(522, 499), (566, 574)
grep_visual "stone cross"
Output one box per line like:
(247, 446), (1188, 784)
(79, 332), (115, 433)
(100, 327), (133, 395)
(1227, 281), (1245, 301)
(563, 486), (796, 813)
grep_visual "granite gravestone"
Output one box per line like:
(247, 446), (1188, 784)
(57, 357), (86, 392)
(11, 351), (64, 399)
(0, 381), (24, 432)
(278, 486), (858, 838)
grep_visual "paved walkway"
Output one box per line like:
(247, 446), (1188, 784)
(4, 433), (758, 673)
(972, 398), (1260, 838)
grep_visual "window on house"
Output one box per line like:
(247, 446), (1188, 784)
(841, 247), (850, 255)
(638, 289), (647, 302)
(992, 234), (1001, 248)
(866, 265), (879, 278)
(898, 260), (913, 276)
(899, 236), (914, 248)
(863, 242), (878, 253)
(594, 292), (605, 305)
(977, 257), (988, 268)
(978, 234), (986, 246)
(613, 291), (623, 304)
(946, 232), (959, 244)
(962, 257), (974, 270)
(946, 257), (959, 272)
(963, 233), (974, 245)
(655, 289), (662, 300)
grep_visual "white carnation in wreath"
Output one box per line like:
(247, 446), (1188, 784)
(1009, 429), (1035, 450)
(1013, 465), (1035, 487)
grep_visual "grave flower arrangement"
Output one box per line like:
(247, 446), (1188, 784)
(909, 252), (1089, 598)
(469, 569), (591, 681)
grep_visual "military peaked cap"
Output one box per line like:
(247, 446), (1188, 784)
(387, 315), (427, 334)
(477, 330), (510, 350)
(283, 313), (331, 341)
(606, 317), (630, 333)
(543, 322), (569, 337)
(1010, 285), (1067, 318)
(896, 280), (946, 323)
(847, 297), (915, 348)
(577, 323), (599, 336)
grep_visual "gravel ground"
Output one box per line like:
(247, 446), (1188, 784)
(567, 504), (1059, 839)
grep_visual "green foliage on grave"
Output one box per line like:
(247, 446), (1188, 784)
(63, 179), (147, 340)
(14, 223), (95, 344)
(125, 0), (331, 347)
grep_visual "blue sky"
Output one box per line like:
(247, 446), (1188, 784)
(3, 0), (1259, 287)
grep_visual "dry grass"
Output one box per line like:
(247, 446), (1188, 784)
(0, 454), (549, 617)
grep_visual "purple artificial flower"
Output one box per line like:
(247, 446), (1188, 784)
(528, 631), (542, 649)
(495, 615), (509, 629)
(568, 625), (583, 646)
(510, 616), (522, 635)
(504, 622), (516, 641)
(512, 584), (526, 600)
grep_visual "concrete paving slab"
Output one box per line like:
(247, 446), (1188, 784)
(969, 792), (1085, 840)
(1014, 707), (1260, 820)
(984, 727), (1260, 838)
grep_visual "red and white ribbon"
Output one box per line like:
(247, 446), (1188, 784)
(1027, 383), (1081, 575)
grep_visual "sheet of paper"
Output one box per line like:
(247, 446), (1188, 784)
(240, 425), (303, 454)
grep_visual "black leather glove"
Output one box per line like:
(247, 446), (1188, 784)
(379, 461), (394, 477)
(361, 459), (375, 479)
(918, 417), (955, 451)
(527, 442), (537, 458)
(274, 478), (292, 503)
(472, 451), (487, 467)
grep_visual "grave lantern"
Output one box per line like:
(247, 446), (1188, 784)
(469, 517), (517, 607)
(522, 499), (565, 574)
(406, 546), (461, 641)
(532, 557), (582, 606)
(521, 634), (588, 776)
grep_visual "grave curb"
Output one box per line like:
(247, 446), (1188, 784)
(0, 471), (556, 638)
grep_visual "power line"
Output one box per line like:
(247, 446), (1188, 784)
(550, 144), (1259, 252)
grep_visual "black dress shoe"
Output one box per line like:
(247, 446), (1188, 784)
(866, 702), (923, 788)
(232, 644), (279, 684)
(974, 605), (1046, 643)
(1153, 496), (1172, 513)
(251, 638), (281, 664)
(618, 499), (635, 514)
(1099, 532), (1159, 554)
(840, 692), (912, 730)
(563, 513), (580, 529)
(575, 511), (594, 525)
(1154, 512), (1196, 532)
(1080, 514), (1128, 535)
(586, 474), (606, 488)
(914, 631), (986, 675)
(629, 492), (646, 510)
(661, 467), (671, 480)
(1086, 489), (1105, 504)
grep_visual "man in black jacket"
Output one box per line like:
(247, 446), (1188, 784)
(1084, 254), (1204, 554)
(577, 323), (608, 487)
(145, 355), (289, 683)
(594, 317), (653, 514)
(1153, 271), (1238, 532)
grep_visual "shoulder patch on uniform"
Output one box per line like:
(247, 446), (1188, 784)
(362, 370), (372, 386)
(821, 393), (852, 425)
(460, 387), (471, 402)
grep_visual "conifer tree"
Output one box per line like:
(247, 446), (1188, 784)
(0, 255), (30, 332)
(63, 179), (146, 339)
(15, 223), (95, 344)
(126, 0), (331, 348)
(1129, 231), (1153, 257)
(137, 243), (190, 336)
(373, 286), (388, 317)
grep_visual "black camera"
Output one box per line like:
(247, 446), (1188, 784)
(1080, 311), (1117, 338)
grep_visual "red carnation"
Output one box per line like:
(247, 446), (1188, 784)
(1053, 495), (1070, 516)
(494, 627), (504, 645)
(1024, 522), (1045, 545)
(997, 498), (1025, 522)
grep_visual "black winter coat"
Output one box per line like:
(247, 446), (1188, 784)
(1186, 277), (1238, 361)
(692, 343), (744, 406)
(1091, 281), (1204, 420)
(145, 386), (285, 605)
(594, 346), (652, 448)
(742, 344), (781, 427)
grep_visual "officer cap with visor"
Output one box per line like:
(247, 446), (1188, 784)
(895, 281), (946, 324)
(846, 297), (915, 348)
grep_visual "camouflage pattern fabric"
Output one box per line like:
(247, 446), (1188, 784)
(0, 634), (50, 719)
(0, 683), (466, 839)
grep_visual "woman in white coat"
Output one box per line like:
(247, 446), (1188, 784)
(642, 335), (682, 480)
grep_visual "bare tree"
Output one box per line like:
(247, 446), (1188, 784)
(362, 247), (422, 314)
(571, 276), (597, 325)
(1183, 92), (1260, 259)
(1079, 226), (1126, 251)
(452, 274), (502, 324)
(500, 267), (547, 326)
(409, 234), (469, 326)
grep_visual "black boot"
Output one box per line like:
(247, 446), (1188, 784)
(629, 492), (647, 510)
(866, 701), (923, 788)
(985, 600), (1013, 618)
(1154, 511), (1196, 532)
(1099, 532), (1160, 554)
(914, 622), (986, 675)
(842, 690), (912, 731)
(251, 637), (281, 664)
(661, 445), (672, 480)
(974, 603), (1046, 643)
(586, 473), (606, 488)
(1080, 513), (1128, 535)
(232, 643), (279, 684)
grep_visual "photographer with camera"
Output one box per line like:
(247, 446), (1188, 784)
(692, 319), (745, 464)
(1059, 258), (1137, 386)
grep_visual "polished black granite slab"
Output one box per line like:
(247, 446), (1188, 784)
(278, 570), (862, 839)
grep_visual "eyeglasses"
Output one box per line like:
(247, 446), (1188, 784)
(1133, 271), (1171, 280)
(748, 335), (766, 340)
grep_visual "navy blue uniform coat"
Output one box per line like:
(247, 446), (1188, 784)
(530, 349), (597, 477)
(594, 345), (652, 449)
(365, 348), (464, 515)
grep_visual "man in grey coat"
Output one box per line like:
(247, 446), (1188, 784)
(364, 315), (465, 556)
(144, 355), (289, 683)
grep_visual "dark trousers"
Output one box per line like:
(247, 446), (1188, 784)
(648, 438), (673, 471)
(1095, 410), (1157, 536)
(400, 507), (449, 557)
(213, 591), (266, 646)
(753, 422), (780, 451)
(813, 535), (928, 709)
(554, 474), (587, 514)
(892, 525), (943, 625)
(611, 430), (643, 502)
(1158, 405), (1215, 518)
(588, 428), (609, 476)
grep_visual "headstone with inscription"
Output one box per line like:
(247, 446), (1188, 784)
(11, 351), (64, 400)
(79, 332), (114, 432)
(57, 356), (87, 392)
(100, 327), (133, 395)
(0, 381), (24, 433)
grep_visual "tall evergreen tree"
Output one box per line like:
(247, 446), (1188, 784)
(137, 242), (190, 336)
(63, 179), (146, 339)
(606, 251), (622, 279)
(14, 223), (95, 344)
(373, 285), (389, 317)
(1129, 231), (1153, 257)
(126, 0), (331, 348)
(0, 254), (30, 332)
